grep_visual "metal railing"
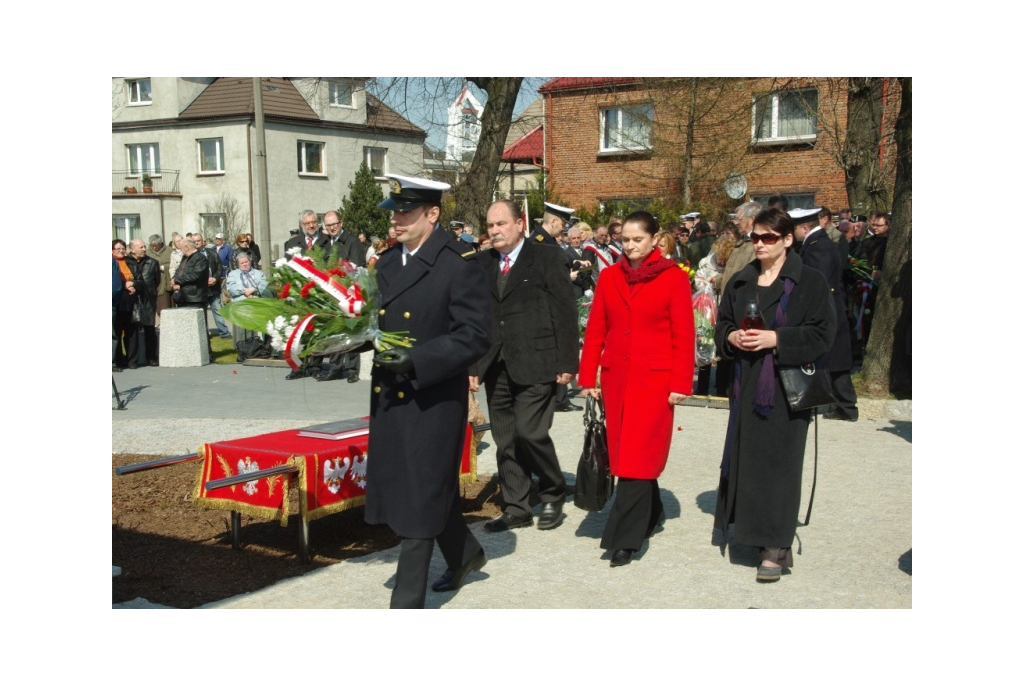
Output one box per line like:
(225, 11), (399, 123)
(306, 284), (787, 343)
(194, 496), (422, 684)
(113, 169), (180, 195)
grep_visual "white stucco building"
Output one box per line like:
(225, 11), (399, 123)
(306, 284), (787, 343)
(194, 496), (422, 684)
(112, 77), (425, 259)
(444, 86), (483, 162)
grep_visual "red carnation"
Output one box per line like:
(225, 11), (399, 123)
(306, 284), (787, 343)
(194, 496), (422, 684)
(279, 283), (291, 299)
(300, 281), (315, 299)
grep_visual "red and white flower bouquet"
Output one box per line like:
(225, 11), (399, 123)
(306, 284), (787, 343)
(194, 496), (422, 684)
(221, 245), (413, 371)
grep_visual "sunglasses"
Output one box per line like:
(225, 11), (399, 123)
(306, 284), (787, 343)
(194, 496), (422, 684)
(750, 232), (783, 245)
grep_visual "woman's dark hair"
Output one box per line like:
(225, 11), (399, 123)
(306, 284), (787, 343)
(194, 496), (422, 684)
(112, 239), (126, 250)
(623, 211), (659, 237)
(751, 207), (795, 237)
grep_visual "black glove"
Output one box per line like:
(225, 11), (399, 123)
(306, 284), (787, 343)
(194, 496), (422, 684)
(373, 348), (414, 375)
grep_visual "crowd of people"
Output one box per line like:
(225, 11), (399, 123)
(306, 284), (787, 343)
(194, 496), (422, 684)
(113, 176), (895, 607)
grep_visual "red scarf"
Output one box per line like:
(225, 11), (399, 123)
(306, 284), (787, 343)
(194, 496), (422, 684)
(620, 250), (676, 285)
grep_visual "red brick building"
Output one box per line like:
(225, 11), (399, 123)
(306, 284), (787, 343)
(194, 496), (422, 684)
(537, 77), (900, 218)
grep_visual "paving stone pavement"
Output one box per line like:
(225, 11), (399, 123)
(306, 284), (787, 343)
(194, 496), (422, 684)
(113, 362), (911, 609)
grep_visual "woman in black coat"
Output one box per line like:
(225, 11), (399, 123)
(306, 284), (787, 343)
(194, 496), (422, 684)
(713, 208), (836, 582)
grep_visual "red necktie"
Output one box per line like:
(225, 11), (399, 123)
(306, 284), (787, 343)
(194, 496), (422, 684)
(501, 255), (511, 276)
(306, 236), (313, 249)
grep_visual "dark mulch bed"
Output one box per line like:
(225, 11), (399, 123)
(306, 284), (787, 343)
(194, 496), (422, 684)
(112, 454), (503, 608)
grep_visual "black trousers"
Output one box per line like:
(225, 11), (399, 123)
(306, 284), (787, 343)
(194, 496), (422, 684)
(600, 478), (664, 552)
(390, 494), (483, 609)
(114, 310), (137, 367)
(830, 370), (859, 420)
(483, 360), (566, 519)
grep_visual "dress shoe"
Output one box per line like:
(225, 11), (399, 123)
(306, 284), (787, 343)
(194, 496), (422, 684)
(431, 549), (486, 592)
(610, 549), (634, 567)
(112, 364), (122, 373)
(822, 411), (856, 422)
(756, 564), (782, 582)
(555, 402), (583, 413)
(347, 374), (360, 383)
(537, 501), (564, 530)
(128, 362), (138, 370)
(484, 512), (533, 533)
(148, 360), (159, 367)
(285, 370), (305, 380)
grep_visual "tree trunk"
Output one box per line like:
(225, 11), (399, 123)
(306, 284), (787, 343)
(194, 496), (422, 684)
(682, 79), (697, 207)
(843, 78), (885, 213)
(861, 78), (911, 397)
(454, 78), (524, 230)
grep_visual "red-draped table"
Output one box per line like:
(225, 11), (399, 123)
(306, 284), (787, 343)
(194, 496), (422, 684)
(193, 423), (478, 561)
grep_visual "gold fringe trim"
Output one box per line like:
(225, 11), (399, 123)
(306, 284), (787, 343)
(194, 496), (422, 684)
(303, 495), (367, 522)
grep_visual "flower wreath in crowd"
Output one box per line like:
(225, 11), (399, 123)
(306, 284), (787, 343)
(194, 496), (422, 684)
(220, 244), (412, 371)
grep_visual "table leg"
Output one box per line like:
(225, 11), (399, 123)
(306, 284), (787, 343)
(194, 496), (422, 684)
(299, 518), (311, 564)
(231, 511), (241, 550)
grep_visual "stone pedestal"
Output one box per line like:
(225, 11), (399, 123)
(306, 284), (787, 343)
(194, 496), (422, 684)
(159, 308), (210, 367)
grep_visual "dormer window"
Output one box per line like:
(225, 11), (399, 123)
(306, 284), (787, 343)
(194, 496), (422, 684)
(329, 80), (354, 108)
(127, 78), (152, 105)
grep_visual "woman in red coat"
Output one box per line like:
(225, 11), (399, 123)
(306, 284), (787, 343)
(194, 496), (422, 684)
(579, 211), (695, 567)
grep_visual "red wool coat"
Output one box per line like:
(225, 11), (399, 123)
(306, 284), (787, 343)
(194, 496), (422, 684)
(578, 254), (695, 479)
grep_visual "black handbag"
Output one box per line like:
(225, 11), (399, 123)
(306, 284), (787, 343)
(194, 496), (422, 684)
(777, 357), (833, 411)
(573, 396), (614, 512)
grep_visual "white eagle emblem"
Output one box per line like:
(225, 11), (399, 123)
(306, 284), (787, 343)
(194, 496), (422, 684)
(324, 457), (351, 494)
(237, 457), (261, 496)
(350, 452), (368, 490)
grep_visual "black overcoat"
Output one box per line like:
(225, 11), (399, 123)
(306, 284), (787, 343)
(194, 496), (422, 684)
(364, 228), (491, 539)
(713, 252), (836, 549)
(800, 228), (852, 372)
(470, 239), (579, 385)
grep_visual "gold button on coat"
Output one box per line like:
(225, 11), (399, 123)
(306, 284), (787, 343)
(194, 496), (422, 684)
(374, 386), (381, 393)
(403, 312), (410, 319)
(379, 309), (386, 315)
(397, 391), (405, 399)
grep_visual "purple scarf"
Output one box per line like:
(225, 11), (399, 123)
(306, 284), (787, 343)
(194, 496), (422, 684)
(753, 278), (795, 418)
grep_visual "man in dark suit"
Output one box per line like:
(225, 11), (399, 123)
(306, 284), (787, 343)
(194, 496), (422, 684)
(793, 208), (858, 421)
(470, 200), (580, 533)
(284, 209), (321, 255)
(366, 174), (492, 609)
(315, 210), (367, 383)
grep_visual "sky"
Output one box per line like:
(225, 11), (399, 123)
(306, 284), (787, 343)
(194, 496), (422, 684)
(369, 78), (550, 152)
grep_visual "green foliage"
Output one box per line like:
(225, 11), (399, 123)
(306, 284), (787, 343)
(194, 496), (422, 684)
(523, 171), (570, 225)
(340, 162), (391, 239)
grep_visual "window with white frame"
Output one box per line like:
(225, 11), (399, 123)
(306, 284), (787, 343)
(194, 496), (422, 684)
(752, 193), (816, 209)
(126, 143), (160, 176)
(364, 147), (387, 177)
(752, 88), (818, 145)
(297, 140), (324, 174)
(329, 80), (354, 108)
(600, 104), (654, 152)
(198, 138), (224, 174)
(127, 78), (152, 105)
(200, 214), (226, 236)
(112, 214), (142, 243)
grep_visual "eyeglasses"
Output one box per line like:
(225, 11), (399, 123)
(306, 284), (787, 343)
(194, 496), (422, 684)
(324, 222), (341, 229)
(750, 232), (782, 245)
(870, 223), (888, 230)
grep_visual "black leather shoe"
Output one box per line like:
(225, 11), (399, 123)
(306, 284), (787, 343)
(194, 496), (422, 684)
(822, 411), (856, 422)
(148, 360), (159, 367)
(347, 375), (360, 383)
(286, 370), (304, 380)
(431, 549), (486, 592)
(537, 501), (564, 530)
(484, 512), (533, 533)
(555, 403), (583, 412)
(610, 549), (634, 567)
